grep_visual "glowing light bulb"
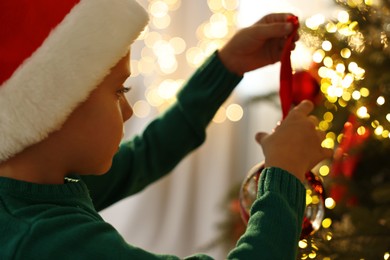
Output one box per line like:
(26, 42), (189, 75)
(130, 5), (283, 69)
(319, 165), (330, 177)
(313, 50), (325, 63)
(357, 106), (370, 118)
(325, 198), (336, 209)
(322, 41), (332, 51)
(360, 87), (370, 97)
(357, 126), (367, 135)
(150, 1), (169, 18)
(341, 48), (352, 58)
(336, 63), (346, 73)
(377, 96), (385, 105)
(226, 104), (243, 122)
(305, 14), (325, 30)
(338, 11), (350, 23)
(222, 0), (239, 10)
(299, 240), (308, 249)
(375, 125), (384, 136)
(352, 90), (361, 100)
(322, 138), (335, 149)
(322, 218), (332, 228)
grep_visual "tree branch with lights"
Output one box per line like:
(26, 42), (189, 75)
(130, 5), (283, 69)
(296, 0), (390, 258)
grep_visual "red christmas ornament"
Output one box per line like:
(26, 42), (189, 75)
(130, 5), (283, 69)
(329, 184), (358, 206)
(292, 71), (321, 105)
(329, 184), (347, 203)
(239, 163), (326, 240)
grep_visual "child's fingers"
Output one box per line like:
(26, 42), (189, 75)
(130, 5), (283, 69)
(291, 100), (314, 116)
(251, 23), (293, 41)
(308, 115), (319, 127)
(258, 13), (295, 24)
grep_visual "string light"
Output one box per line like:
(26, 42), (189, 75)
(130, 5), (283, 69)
(226, 104), (244, 122)
(357, 106), (370, 118)
(302, 9), (390, 258)
(352, 90), (361, 100)
(322, 218), (332, 228)
(319, 165), (330, 176)
(322, 137), (335, 149)
(312, 50), (325, 63)
(377, 96), (385, 105)
(305, 14), (326, 30)
(341, 48), (352, 58)
(337, 11), (350, 24)
(305, 6), (390, 150)
(133, 100), (151, 118)
(325, 198), (336, 209)
(299, 240), (308, 249)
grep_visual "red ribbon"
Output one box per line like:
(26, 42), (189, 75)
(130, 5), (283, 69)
(280, 15), (299, 119)
(279, 17), (327, 239)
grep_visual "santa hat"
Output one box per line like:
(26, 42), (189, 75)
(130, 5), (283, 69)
(0, 0), (149, 162)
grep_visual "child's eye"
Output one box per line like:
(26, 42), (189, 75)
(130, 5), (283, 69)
(117, 87), (131, 95)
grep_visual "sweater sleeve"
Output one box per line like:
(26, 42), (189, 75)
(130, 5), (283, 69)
(227, 167), (306, 260)
(81, 51), (242, 211)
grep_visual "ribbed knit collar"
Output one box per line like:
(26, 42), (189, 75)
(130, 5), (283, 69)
(0, 176), (90, 200)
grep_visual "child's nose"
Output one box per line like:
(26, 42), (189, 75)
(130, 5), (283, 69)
(120, 98), (133, 122)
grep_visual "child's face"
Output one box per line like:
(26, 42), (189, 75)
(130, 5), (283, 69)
(54, 51), (133, 175)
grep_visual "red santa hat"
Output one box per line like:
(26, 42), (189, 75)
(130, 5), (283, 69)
(0, 0), (149, 162)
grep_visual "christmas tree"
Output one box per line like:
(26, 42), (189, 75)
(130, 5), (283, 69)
(297, 0), (390, 259)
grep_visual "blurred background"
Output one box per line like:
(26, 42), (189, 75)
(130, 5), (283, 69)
(101, 0), (390, 259)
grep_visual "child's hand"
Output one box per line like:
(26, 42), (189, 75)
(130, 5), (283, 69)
(218, 13), (299, 76)
(255, 100), (333, 182)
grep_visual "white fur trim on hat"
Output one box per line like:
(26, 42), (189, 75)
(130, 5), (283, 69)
(0, 0), (148, 162)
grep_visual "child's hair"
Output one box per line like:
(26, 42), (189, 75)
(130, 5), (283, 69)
(0, 0), (148, 162)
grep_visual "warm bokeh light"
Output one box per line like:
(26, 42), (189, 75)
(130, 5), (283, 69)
(322, 40), (332, 51)
(325, 198), (336, 209)
(226, 104), (243, 122)
(319, 165), (330, 177)
(213, 106), (227, 123)
(337, 10), (350, 23)
(357, 106), (370, 119)
(133, 100), (151, 118)
(305, 14), (325, 30)
(299, 240), (308, 249)
(322, 218), (332, 228)
(131, 0), (240, 122)
(377, 96), (385, 105)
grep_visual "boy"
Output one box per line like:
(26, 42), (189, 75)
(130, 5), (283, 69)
(0, 0), (332, 259)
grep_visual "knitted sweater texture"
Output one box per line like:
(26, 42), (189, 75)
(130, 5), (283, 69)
(0, 52), (305, 259)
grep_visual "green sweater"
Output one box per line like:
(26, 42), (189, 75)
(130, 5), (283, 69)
(0, 52), (305, 259)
